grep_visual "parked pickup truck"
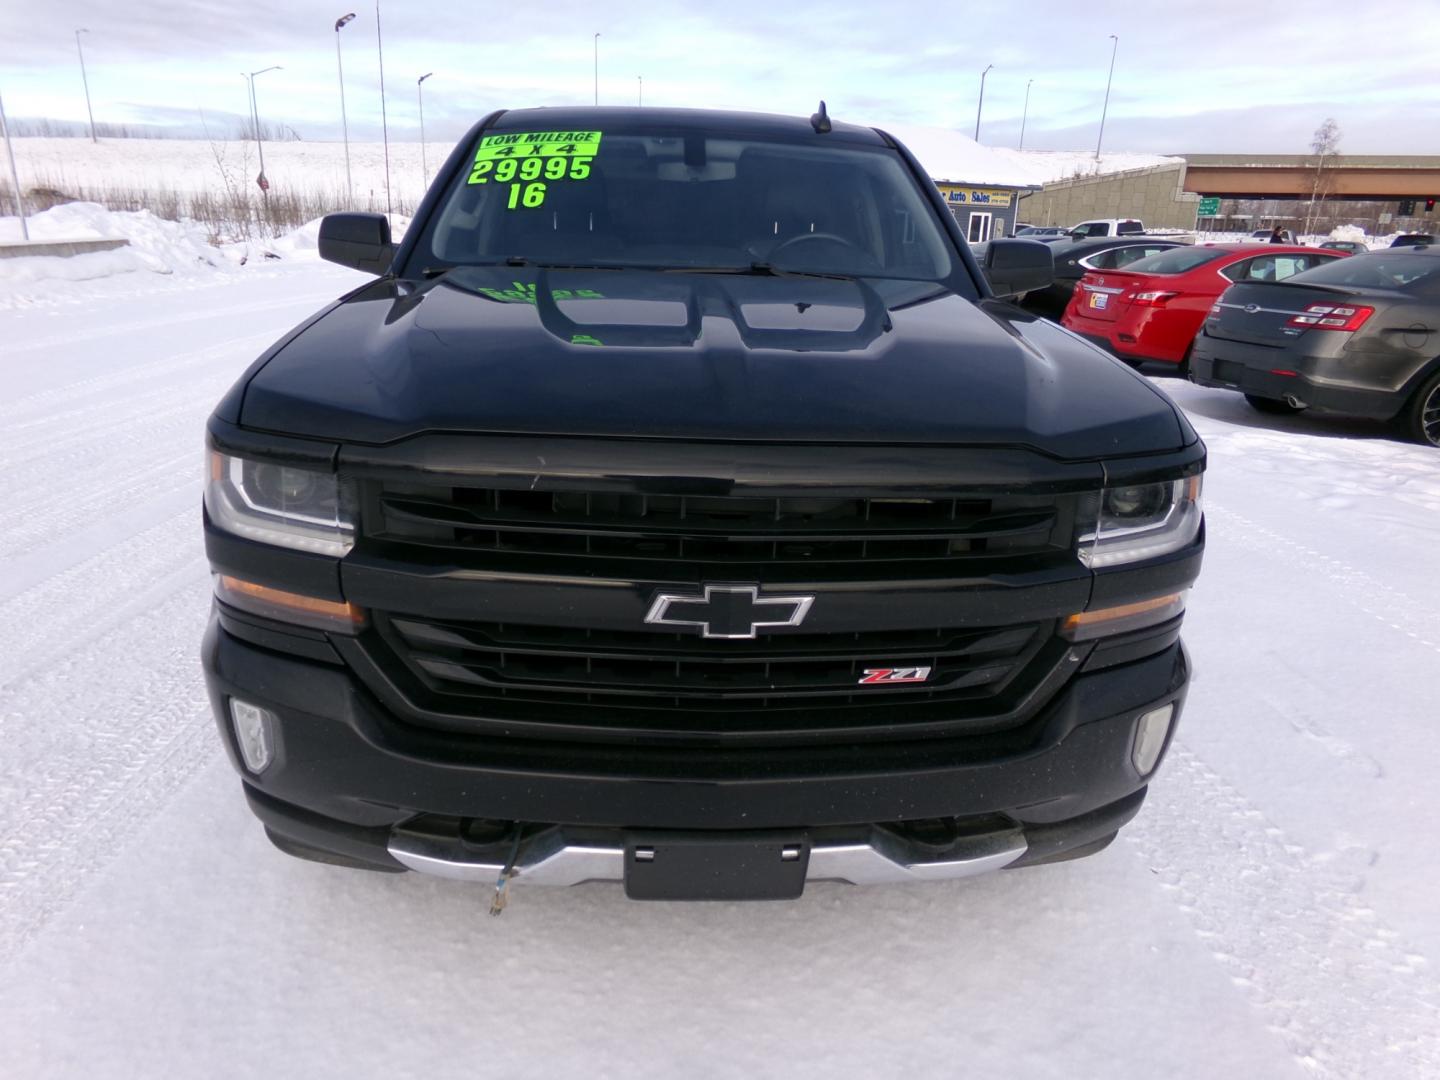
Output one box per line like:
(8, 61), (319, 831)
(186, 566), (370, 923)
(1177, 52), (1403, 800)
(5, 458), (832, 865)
(1068, 218), (1146, 239)
(201, 105), (1206, 901)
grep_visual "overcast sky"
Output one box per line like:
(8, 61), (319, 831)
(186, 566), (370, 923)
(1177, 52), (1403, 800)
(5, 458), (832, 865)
(3, 0), (1439, 154)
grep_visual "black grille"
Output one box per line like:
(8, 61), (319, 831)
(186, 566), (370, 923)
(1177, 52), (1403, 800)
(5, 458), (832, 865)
(345, 470), (1083, 744)
(355, 613), (1068, 746)
(365, 485), (1065, 566)
(387, 616), (1039, 700)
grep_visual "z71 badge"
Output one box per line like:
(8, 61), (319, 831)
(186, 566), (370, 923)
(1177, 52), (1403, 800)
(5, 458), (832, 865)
(858, 667), (932, 685)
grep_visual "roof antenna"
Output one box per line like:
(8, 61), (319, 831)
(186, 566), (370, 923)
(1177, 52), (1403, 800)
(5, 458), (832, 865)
(810, 100), (831, 134)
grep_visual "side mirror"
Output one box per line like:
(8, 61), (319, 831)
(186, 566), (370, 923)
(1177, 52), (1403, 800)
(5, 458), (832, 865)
(318, 213), (395, 274)
(984, 238), (1054, 296)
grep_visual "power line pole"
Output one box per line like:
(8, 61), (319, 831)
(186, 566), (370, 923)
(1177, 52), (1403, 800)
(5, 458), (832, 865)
(1019, 78), (1033, 150)
(1095, 34), (1118, 161)
(376, 0), (392, 216)
(335, 13), (356, 204)
(75, 29), (97, 143)
(593, 33), (600, 105)
(974, 64), (992, 142)
(243, 65), (281, 236)
(637, 74), (642, 106)
(417, 73), (432, 188)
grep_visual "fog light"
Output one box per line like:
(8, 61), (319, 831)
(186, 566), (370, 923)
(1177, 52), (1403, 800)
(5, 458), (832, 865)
(230, 699), (275, 774)
(1132, 704), (1174, 777)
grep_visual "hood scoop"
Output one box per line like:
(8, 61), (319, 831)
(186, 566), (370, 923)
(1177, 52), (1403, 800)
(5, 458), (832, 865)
(509, 268), (892, 353)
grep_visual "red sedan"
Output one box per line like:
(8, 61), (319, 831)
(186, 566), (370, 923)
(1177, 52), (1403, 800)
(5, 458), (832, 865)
(1061, 244), (1346, 368)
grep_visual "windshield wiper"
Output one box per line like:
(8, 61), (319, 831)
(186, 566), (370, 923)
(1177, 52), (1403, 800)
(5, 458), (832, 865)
(505, 257), (643, 272)
(421, 260), (862, 281)
(420, 257), (635, 278)
(664, 262), (858, 281)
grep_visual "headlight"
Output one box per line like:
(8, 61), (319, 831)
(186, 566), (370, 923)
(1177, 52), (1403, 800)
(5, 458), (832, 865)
(205, 450), (355, 556)
(1078, 476), (1202, 568)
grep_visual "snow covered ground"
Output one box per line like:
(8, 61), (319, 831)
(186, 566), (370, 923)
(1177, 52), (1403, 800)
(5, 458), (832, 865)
(8, 135), (440, 214)
(1, 229), (1439, 1079)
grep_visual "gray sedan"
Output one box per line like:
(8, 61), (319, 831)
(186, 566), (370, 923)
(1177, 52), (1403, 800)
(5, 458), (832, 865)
(1189, 246), (1440, 445)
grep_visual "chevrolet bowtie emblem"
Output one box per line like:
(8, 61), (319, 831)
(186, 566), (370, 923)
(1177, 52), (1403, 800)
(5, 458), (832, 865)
(644, 585), (816, 640)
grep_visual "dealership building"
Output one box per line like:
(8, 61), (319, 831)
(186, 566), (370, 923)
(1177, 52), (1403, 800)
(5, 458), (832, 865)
(884, 125), (1043, 243)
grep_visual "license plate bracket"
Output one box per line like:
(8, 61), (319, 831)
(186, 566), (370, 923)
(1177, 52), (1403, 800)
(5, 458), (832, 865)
(1213, 359), (1247, 385)
(624, 833), (810, 901)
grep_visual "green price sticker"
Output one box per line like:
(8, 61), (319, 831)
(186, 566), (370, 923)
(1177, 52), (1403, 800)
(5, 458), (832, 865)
(474, 130), (602, 160)
(468, 131), (602, 210)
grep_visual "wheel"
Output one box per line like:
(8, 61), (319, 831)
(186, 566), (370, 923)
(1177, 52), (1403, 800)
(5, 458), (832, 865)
(1402, 369), (1440, 447)
(1176, 346), (1193, 380)
(1244, 393), (1304, 415)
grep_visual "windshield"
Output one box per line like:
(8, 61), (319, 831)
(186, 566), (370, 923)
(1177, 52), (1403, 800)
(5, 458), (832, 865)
(413, 128), (956, 282)
(1121, 247), (1229, 275)
(1289, 252), (1440, 289)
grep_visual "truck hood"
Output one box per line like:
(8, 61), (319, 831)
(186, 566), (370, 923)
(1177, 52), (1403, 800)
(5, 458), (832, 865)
(239, 267), (1187, 458)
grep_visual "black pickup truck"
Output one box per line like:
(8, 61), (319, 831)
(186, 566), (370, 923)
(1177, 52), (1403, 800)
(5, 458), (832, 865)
(202, 106), (1205, 901)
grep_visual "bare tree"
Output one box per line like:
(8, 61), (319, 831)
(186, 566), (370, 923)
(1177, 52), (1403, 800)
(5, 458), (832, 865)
(1302, 118), (1341, 237)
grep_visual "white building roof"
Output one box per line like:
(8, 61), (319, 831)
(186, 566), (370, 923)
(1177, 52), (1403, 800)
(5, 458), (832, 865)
(880, 124), (1047, 190)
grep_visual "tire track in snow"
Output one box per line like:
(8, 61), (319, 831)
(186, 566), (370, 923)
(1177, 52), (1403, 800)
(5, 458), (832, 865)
(0, 584), (219, 966)
(0, 449), (204, 562)
(0, 342), (256, 460)
(2, 287), (343, 362)
(1128, 742), (1440, 1078)
(0, 508), (205, 692)
(1206, 504), (1440, 659)
(0, 354), (243, 443)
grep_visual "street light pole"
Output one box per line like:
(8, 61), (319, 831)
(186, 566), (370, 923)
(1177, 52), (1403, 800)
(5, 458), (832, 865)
(0, 88), (29, 240)
(75, 29), (97, 143)
(376, 0), (392, 216)
(593, 33), (600, 105)
(334, 13), (355, 204)
(1096, 34), (1118, 161)
(1019, 78), (1033, 150)
(974, 64), (993, 142)
(243, 65), (281, 218)
(637, 75), (642, 106)
(417, 73), (432, 188)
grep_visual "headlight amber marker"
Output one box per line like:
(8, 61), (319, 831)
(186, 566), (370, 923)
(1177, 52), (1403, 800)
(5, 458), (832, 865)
(215, 574), (366, 632)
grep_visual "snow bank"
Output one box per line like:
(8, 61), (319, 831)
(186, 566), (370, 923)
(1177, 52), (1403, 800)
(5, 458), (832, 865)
(0, 206), (392, 307)
(0, 203), (225, 294)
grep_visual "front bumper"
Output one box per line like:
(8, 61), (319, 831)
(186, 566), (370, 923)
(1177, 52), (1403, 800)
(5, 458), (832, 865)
(1190, 336), (1404, 420)
(204, 614), (1189, 891)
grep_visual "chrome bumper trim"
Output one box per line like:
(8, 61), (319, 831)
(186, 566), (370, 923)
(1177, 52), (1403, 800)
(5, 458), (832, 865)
(387, 825), (1027, 888)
